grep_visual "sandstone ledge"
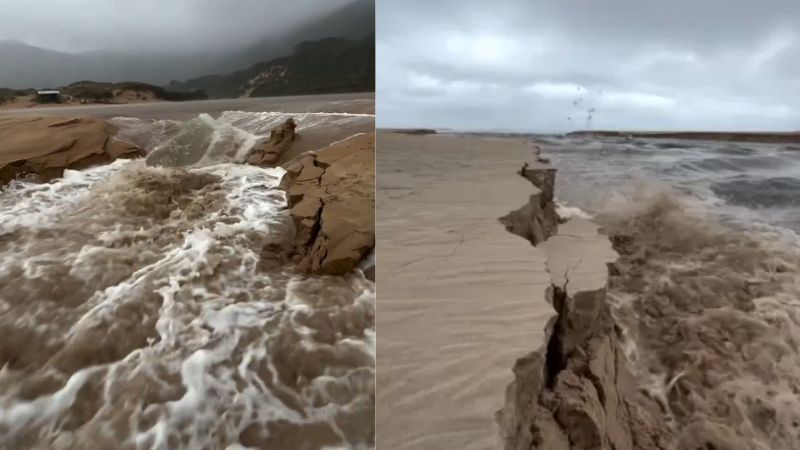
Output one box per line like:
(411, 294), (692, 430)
(500, 153), (560, 245)
(246, 118), (298, 166)
(0, 115), (143, 185)
(496, 164), (675, 449)
(278, 132), (375, 277)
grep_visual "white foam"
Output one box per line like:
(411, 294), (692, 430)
(325, 132), (368, 148)
(217, 111), (374, 135)
(555, 201), (593, 219)
(0, 137), (374, 448)
(0, 366), (100, 429)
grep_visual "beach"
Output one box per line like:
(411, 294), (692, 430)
(376, 132), (554, 450)
(376, 131), (800, 450)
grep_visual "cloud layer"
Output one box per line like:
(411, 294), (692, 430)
(0, 0), (352, 53)
(377, 0), (800, 132)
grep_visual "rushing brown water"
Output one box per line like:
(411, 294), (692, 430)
(0, 111), (375, 450)
(596, 190), (800, 449)
(378, 131), (800, 449)
(538, 136), (800, 448)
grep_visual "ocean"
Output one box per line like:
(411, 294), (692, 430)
(540, 135), (800, 449)
(544, 135), (800, 233)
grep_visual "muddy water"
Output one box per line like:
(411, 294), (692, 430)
(0, 111), (375, 449)
(593, 191), (800, 449)
(536, 136), (800, 449)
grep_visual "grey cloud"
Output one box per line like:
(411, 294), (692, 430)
(377, 0), (800, 131)
(0, 0), (353, 53)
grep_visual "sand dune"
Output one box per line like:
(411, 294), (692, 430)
(376, 132), (553, 450)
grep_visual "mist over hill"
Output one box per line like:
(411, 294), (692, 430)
(0, 0), (374, 89)
(168, 34), (375, 98)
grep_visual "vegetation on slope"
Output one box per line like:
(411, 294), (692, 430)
(61, 81), (207, 103)
(168, 34), (374, 99)
(0, 88), (34, 105)
(0, 0), (374, 88)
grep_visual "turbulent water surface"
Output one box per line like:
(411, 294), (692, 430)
(0, 111), (375, 450)
(544, 136), (800, 232)
(540, 136), (800, 449)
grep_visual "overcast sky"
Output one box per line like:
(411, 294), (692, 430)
(0, 0), (352, 53)
(377, 0), (800, 132)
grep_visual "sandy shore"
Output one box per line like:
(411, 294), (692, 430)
(0, 95), (164, 111)
(376, 132), (553, 450)
(0, 92), (374, 120)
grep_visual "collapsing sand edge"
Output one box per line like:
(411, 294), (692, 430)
(495, 154), (675, 450)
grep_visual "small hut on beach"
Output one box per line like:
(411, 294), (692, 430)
(36, 90), (61, 103)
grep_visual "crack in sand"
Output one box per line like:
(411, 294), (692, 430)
(425, 232), (466, 281)
(561, 256), (584, 292)
(496, 160), (677, 450)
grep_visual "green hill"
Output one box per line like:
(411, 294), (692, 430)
(168, 34), (374, 99)
(0, 0), (374, 89)
(61, 81), (207, 102)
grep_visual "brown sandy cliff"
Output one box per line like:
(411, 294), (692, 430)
(499, 150), (560, 245)
(244, 118), (374, 277)
(278, 132), (375, 276)
(496, 162), (675, 449)
(246, 118), (298, 166)
(0, 116), (143, 185)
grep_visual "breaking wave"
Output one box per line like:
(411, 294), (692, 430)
(541, 135), (800, 449)
(111, 111), (375, 168)
(0, 111), (375, 450)
(546, 137), (800, 231)
(597, 188), (800, 449)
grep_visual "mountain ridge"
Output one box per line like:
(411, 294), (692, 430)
(169, 34), (375, 99)
(0, 0), (374, 89)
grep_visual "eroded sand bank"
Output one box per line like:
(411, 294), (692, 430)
(376, 132), (555, 450)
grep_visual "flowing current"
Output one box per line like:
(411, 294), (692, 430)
(0, 111), (375, 450)
(539, 136), (800, 449)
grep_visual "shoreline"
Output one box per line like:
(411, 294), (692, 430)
(0, 92), (375, 120)
(496, 140), (800, 449)
(567, 130), (800, 144)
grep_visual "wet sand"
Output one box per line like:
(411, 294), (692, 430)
(376, 132), (553, 450)
(0, 92), (374, 120)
